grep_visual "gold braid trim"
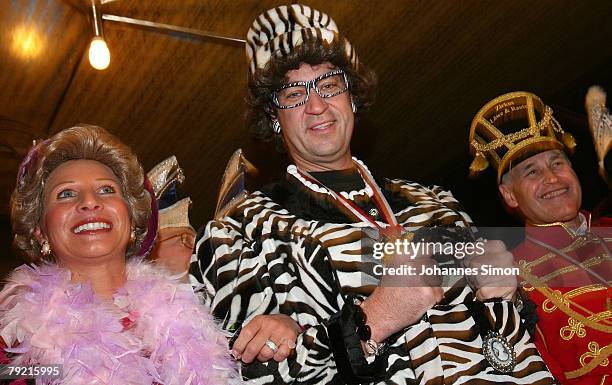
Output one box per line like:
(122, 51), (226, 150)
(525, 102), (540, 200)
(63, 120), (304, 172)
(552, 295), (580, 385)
(565, 342), (611, 379)
(518, 266), (612, 332)
(537, 254), (609, 283)
(540, 265), (579, 283)
(520, 236), (588, 270)
(517, 231), (611, 284)
(471, 107), (562, 152)
(560, 317), (586, 340)
(542, 285), (607, 313)
(560, 312), (612, 340)
(519, 253), (609, 285)
(535, 325), (549, 350)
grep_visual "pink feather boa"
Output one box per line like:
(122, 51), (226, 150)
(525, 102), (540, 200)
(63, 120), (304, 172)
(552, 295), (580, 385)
(0, 260), (241, 384)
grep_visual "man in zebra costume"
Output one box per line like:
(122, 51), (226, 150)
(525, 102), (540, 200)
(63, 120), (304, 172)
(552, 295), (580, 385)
(190, 5), (554, 384)
(470, 91), (611, 385)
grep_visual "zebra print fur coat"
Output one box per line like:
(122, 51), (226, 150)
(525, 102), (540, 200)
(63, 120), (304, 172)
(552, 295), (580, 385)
(190, 165), (554, 385)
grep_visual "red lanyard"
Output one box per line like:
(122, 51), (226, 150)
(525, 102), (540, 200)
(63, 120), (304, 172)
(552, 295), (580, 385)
(295, 160), (403, 239)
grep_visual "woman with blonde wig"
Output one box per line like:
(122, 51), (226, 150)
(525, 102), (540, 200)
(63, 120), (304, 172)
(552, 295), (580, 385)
(0, 125), (240, 384)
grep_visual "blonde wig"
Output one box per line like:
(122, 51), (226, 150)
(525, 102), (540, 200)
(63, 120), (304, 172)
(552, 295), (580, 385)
(10, 125), (151, 261)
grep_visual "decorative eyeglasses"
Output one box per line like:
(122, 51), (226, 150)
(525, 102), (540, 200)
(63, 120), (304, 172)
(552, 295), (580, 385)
(272, 69), (349, 109)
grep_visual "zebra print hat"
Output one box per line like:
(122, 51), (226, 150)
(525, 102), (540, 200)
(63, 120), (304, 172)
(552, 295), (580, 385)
(246, 4), (358, 75)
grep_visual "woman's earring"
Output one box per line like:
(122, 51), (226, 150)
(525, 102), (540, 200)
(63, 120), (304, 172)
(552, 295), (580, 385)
(130, 229), (136, 244)
(41, 239), (51, 256)
(351, 99), (357, 113)
(272, 120), (282, 134)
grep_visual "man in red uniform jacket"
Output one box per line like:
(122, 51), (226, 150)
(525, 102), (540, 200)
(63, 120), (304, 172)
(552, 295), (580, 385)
(469, 91), (611, 385)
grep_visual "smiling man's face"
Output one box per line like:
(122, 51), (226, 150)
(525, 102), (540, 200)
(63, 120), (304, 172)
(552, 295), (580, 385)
(499, 150), (582, 225)
(276, 62), (354, 172)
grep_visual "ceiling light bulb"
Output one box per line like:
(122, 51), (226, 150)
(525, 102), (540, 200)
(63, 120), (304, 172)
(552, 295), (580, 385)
(89, 36), (110, 70)
(12, 26), (43, 60)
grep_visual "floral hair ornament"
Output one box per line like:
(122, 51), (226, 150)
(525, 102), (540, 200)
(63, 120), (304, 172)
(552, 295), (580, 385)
(16, 139), (49, 191)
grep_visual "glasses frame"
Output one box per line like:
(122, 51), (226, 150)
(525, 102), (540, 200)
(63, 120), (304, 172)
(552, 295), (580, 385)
(272, 69), (349, 109)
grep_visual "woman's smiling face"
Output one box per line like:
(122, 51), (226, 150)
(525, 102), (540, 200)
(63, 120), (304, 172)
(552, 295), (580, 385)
(39, 159), (131, 265)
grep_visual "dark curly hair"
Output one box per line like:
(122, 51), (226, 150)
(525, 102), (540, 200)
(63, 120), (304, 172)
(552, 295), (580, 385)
(246, 38), (377, 150)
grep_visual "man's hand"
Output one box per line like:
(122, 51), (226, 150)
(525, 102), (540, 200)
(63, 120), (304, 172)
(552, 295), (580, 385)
(361, 285), (443, 343)
(362, 249), (443, 343)
(464, 240), (517, 301)
(231, 314), (301, 363)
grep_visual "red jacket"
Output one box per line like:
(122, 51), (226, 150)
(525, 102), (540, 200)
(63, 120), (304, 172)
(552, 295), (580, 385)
(513, 215), (611, 385)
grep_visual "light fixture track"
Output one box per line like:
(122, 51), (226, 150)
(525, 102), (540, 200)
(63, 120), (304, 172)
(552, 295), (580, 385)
(101, 14), (246, 45)
(91, 0), (103, 37)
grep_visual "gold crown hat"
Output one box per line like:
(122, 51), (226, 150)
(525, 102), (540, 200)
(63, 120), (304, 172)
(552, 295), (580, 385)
(245, 4), (358, 75)
(469, 91), (576, 184)
(147, 155), (194, 231)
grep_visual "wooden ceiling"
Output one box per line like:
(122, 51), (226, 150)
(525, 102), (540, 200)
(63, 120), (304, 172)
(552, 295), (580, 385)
(1, 0), (611, 259)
